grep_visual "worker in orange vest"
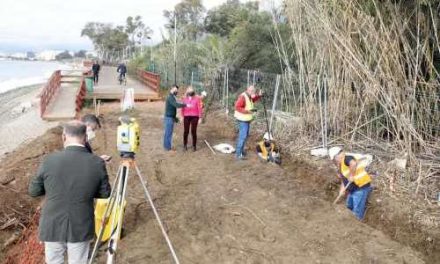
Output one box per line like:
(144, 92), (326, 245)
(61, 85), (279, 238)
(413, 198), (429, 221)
(329, 147), (372, 220)
(234, 85), (262, 160)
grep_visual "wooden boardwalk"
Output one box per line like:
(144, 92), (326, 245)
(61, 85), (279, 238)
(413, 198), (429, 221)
(40, 65), (160, 121)
(86, 66), (160, 100)
(42, 71), (84, 121)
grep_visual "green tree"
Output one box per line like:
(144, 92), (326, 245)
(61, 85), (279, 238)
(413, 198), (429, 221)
(164, 0), (206, 40)
(125, 16), (153, 47)
(74, 50), (87, 58)
(56, 50), (73, 60)
(204, 0), (258, 37)
(81, 22), (129, 53)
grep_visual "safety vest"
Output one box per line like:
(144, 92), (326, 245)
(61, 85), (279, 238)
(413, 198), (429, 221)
(258, 141), (275, 160)
(234, 92), (254, 122)
(340, 154), (371, 187)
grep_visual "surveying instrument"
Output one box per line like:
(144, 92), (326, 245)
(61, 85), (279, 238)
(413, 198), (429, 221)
(89, 116), (180, 264)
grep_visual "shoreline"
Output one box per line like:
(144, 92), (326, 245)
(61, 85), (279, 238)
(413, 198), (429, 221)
(0, 83), (43, 122)
(0, 83), (59, 160)
(0, 82), (43, 99)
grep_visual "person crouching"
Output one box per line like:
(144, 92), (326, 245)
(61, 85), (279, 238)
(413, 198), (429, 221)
(256, 132), (281, 164)
(328, 146), (372, 220)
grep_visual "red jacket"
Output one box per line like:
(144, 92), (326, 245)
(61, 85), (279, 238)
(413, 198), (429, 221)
(234, 93), (261, 114)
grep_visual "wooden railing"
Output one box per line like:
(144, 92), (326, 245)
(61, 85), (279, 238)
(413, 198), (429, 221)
(39, 70), (61, 117)
(75, 78), (87, 118)
(136, 69), (161, 92)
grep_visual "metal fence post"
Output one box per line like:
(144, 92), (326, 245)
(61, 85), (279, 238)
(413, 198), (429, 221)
(269, 75), (281, 132)
(226, 67), (229, 113)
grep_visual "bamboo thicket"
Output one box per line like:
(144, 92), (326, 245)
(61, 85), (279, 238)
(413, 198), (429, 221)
(279, 0), (440, 198)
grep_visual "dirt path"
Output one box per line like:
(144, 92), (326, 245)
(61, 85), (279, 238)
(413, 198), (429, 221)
(0, 101), (431, 263)
(88, 102), (424, 263)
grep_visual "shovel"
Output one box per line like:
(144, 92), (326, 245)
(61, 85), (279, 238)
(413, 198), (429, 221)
(333, 182), (352, 204)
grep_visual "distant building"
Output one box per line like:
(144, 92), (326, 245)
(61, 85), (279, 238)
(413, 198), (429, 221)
(36, 50), (64, 61)
(86, 51), (98, 58)
(10, 52), (27, 59)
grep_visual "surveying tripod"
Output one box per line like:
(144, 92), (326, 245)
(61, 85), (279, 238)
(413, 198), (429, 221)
(88, 155), (180, 264)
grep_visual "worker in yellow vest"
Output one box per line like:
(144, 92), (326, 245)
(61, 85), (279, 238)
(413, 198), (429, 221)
(256, 132), (281, 164)
(328, 147), (372, 220)
(234, 85), (262, 160)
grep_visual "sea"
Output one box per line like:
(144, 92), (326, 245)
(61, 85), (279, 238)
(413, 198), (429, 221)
(0, 60), (72, 95)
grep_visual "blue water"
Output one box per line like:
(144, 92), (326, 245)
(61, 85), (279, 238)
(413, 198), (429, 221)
(0, 60), (71, 94)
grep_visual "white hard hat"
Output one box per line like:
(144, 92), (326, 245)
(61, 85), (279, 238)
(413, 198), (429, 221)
(328, 146), (342, 160)
(263, 132), (273, 141)
(201, 91), (207, 97)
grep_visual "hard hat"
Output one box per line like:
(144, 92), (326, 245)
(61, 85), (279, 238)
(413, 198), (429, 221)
(263, 132), (273, 141)
(201, 91), (207, 97)
(328, 146), (342, 160)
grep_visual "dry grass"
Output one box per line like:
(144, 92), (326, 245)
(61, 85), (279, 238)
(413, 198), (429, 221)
(270, 0), (440, 199)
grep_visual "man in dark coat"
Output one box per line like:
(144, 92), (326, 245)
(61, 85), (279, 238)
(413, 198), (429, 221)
(92, 61), (100, 84)
(163, 85), (188, 151)
(29, 121), (111, 264)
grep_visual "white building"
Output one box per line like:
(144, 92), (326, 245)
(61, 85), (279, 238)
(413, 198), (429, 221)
(86, 51), (98, 58)
(36, 50), (64, 61)
(10, 52), (28, 59)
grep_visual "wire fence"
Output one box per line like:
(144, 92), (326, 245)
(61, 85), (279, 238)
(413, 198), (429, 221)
(145, 60), (440, 155)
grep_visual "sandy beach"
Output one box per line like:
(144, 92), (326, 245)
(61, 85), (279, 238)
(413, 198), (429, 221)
(0, 84), (59, 159)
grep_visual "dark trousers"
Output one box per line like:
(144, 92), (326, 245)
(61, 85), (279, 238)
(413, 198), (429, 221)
(93, 72), (99, 84)
(183, 116), (199, 147)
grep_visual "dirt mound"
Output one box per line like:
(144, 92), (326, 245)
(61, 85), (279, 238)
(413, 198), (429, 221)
(3, 212), (44, 264)
(0, 102), (436, 263)
(283, 157), (440, 263)
(0, 126), (62, 263)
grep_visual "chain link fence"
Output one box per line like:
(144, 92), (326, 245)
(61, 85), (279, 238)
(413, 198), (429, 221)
(146, 61), (300, 140)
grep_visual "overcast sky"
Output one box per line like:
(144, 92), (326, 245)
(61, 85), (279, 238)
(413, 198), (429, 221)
(0, 0), (233, 52)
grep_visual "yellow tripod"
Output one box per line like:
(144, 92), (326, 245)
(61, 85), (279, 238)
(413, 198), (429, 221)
(88, 157), (180, 264)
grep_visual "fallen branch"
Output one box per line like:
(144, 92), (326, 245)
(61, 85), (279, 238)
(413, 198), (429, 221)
(0, 218), (18, 230)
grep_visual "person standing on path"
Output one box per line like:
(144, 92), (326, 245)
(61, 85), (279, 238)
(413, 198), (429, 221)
(181, 86), (203, 151)
(164, 85), (189, 151)
(92, 61), (100, 84)
(28, 121), (111, 264)
(234, 85), (262, 160)
(328, 146), (373, 220)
